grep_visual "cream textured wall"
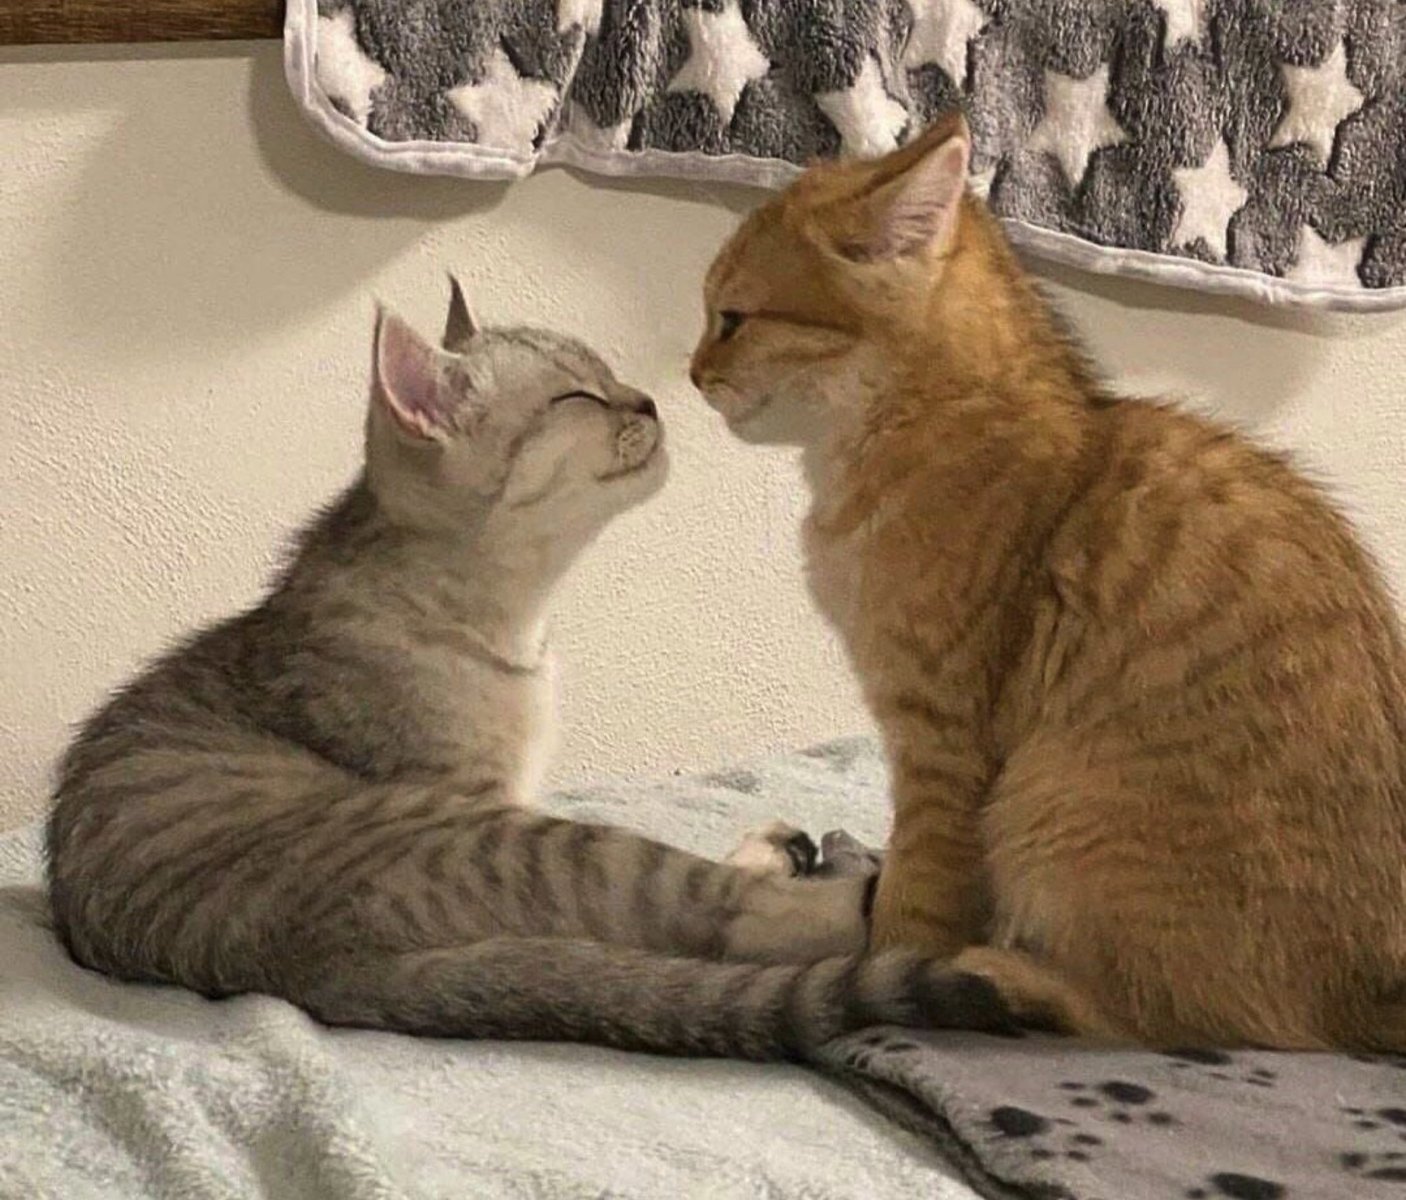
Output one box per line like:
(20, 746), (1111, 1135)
(2, 44), (1404, 831)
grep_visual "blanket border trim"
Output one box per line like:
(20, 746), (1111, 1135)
(283, 1), (1406, 315)
(820, 1062), (1060, 1200)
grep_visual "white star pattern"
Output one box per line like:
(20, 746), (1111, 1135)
(557, 0), (604, 35)
(1269, 41), (1364, 168)
(1026, 64), (1126, 188)
(902, 0), (987, 88)
(448, 49), (559, 153)
(565, 102), (633, 153)
(667, 2), (771, 126)
(1287, 224), (1366, 287)
(1170, 138), (1247, 260)
(316, 8), (387, 126)
(817, 57), (909, 158)
(1152, 0), (1203, 50)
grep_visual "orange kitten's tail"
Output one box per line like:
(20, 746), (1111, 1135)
(954, 947), (1406, 1054)
(949, 946), (1128, 1042)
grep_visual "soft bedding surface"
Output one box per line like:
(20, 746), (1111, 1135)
(0, 739), (973, 1200)
(4, 738), (1405, 1200)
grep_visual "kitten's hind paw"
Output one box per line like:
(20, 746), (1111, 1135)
(726, 821), (819, 876)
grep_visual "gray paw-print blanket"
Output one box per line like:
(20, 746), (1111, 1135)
(820, 1029), (1406, 1199)
(4, 738), (1404, 1199)
(807, 819), (1406, 1200)
(284, 1), (1406, 312)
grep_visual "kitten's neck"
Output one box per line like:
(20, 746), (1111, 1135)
(909, 202), (1099, 409)
(807, 206), (1104, 530)
(285, 478), (555, 671)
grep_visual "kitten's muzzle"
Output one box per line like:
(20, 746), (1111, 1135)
(603, 404), (665, 480)
(616, 386), (657, 421)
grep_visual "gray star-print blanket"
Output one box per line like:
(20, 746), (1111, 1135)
(284, 1), (1406, 312)
(3, 738), (1405, 1198)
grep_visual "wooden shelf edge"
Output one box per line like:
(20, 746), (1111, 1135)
(0, 2), (284, 46)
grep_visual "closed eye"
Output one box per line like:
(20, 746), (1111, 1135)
(718, 311), (746, 342)
(550, 390), (609, 407)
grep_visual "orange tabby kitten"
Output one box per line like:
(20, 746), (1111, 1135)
(689, 113), (1406, 1051)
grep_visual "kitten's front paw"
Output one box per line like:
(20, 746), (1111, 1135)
(811, 830), (884, 879)
(726, 820), (819, 877)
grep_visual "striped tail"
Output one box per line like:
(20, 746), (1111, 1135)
(292, 938), (1014, 1060)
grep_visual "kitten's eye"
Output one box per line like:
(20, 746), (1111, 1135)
(718, 311), (746, 342)
(550, 391), (609, 407)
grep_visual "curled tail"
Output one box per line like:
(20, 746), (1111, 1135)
(293, 938), (1013, 1060)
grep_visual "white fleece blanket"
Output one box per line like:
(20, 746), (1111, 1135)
(0, 740), (979, 1200)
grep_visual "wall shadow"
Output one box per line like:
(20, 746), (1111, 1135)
(1027, 254), (1398, 341)
(1021, 254), (1403, 424)
(25, 43), (500, 362)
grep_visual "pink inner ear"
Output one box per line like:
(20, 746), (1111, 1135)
(919, 137), (970, 209)
(377, 314), (451, 437)
(865, 135), (969, 260)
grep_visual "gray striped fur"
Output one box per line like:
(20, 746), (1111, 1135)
(46, 293), (1011, 1060)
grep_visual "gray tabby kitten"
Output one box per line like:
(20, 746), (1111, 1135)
(46, 282), (1009, 1060)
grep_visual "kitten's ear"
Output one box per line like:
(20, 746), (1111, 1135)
(834, 117), (970, 262)
(373, 307), (454, 443)
(442, 274), (479, 353)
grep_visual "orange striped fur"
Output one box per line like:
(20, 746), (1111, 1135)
(690, 115), (1406, 1050)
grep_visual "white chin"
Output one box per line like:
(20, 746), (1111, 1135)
(728, 396), (815, 446)
(611, 445), (670, 499)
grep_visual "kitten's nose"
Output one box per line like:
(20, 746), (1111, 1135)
(635, 397), (658, 419)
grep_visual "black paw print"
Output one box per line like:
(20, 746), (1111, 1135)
(1184, 1173), (1284, 1199)
(1342, 1104), (1406, 1141)
(1161, 1049), (1279, 1088)
(1335, 1105), (1406, 1184)
(836, 1032), (929, 1074)
(986, 1106), (1104, 1164)
(1340, 1150), (1406, 1183)
(1058, 1079), (1178, 1128)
